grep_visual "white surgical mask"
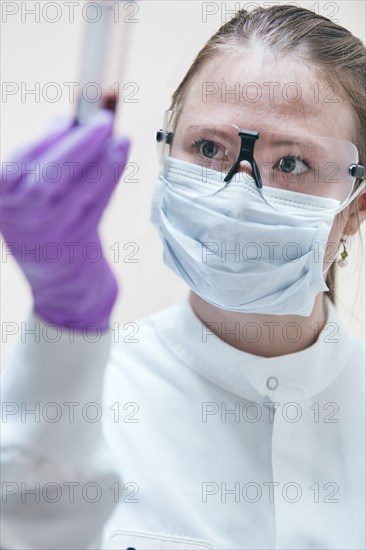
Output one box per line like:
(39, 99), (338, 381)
(151, 157), (341, 316)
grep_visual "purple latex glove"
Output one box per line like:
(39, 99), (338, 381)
(1, 110), (130, 332)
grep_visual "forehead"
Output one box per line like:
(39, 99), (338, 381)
(181, 49), (356, 142)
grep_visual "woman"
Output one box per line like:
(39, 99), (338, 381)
(1, 5), (365, 549)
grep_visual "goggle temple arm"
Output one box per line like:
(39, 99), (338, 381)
(349, 164), (365, 179)
(332, 176), (366, 215)
(156, 130), (173, 145)
(224, 130), (263, 188)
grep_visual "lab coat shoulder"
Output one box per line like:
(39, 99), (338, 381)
(105, 302), (198, 393)
(319, 298), (366, 403)
(336, 326), (365, 398)
(348, 331), (365, 371)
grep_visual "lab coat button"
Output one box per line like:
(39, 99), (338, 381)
(266, 376), (278, 390)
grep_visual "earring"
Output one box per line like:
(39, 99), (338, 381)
(337, 237), (349, 267)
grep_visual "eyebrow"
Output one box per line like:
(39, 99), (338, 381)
(183, 125), (236, 139)
(182, 124), (328, 153)
(270, 139), (301, 146)
(269, 138), (327, 155)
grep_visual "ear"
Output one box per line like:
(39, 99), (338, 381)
(343, 186), (366, 236)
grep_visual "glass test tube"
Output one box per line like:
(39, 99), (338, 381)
(75, 0), (135, 125)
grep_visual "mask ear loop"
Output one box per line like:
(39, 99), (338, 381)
(224, 130), (263, 189)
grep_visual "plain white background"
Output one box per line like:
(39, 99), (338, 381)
(1, 0), (365, 362)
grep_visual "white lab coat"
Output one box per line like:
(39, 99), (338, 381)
(1, 294), (365, 549)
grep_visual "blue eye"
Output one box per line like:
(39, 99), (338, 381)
(277, 155), (313, 175)
(192, 138), (227, 160)
(201, 141), (217, 158)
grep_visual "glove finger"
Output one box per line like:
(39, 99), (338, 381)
(1, 115), (74, 193)
(28, 138), (128, 236)
(48, 136), (130, 237)
(20, 110), (115, 200)
(70, 136), (131, 223)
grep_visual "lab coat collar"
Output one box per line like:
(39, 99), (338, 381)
(153, 295), (354, 403)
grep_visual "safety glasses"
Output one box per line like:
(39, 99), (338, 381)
(156, 110), (366, 215)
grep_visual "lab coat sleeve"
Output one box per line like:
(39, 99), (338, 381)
(0, 311), (120, 550)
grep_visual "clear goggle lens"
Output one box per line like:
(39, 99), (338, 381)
(157, 110), (363, 214)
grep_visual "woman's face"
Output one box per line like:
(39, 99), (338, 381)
(178, 48), (359, 271)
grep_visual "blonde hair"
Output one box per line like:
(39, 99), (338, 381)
(169, 5), (366, 304)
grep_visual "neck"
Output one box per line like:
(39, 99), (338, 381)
(188, 291), (328, 358)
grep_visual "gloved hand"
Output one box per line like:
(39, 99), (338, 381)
(1, 110), (130, 332)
